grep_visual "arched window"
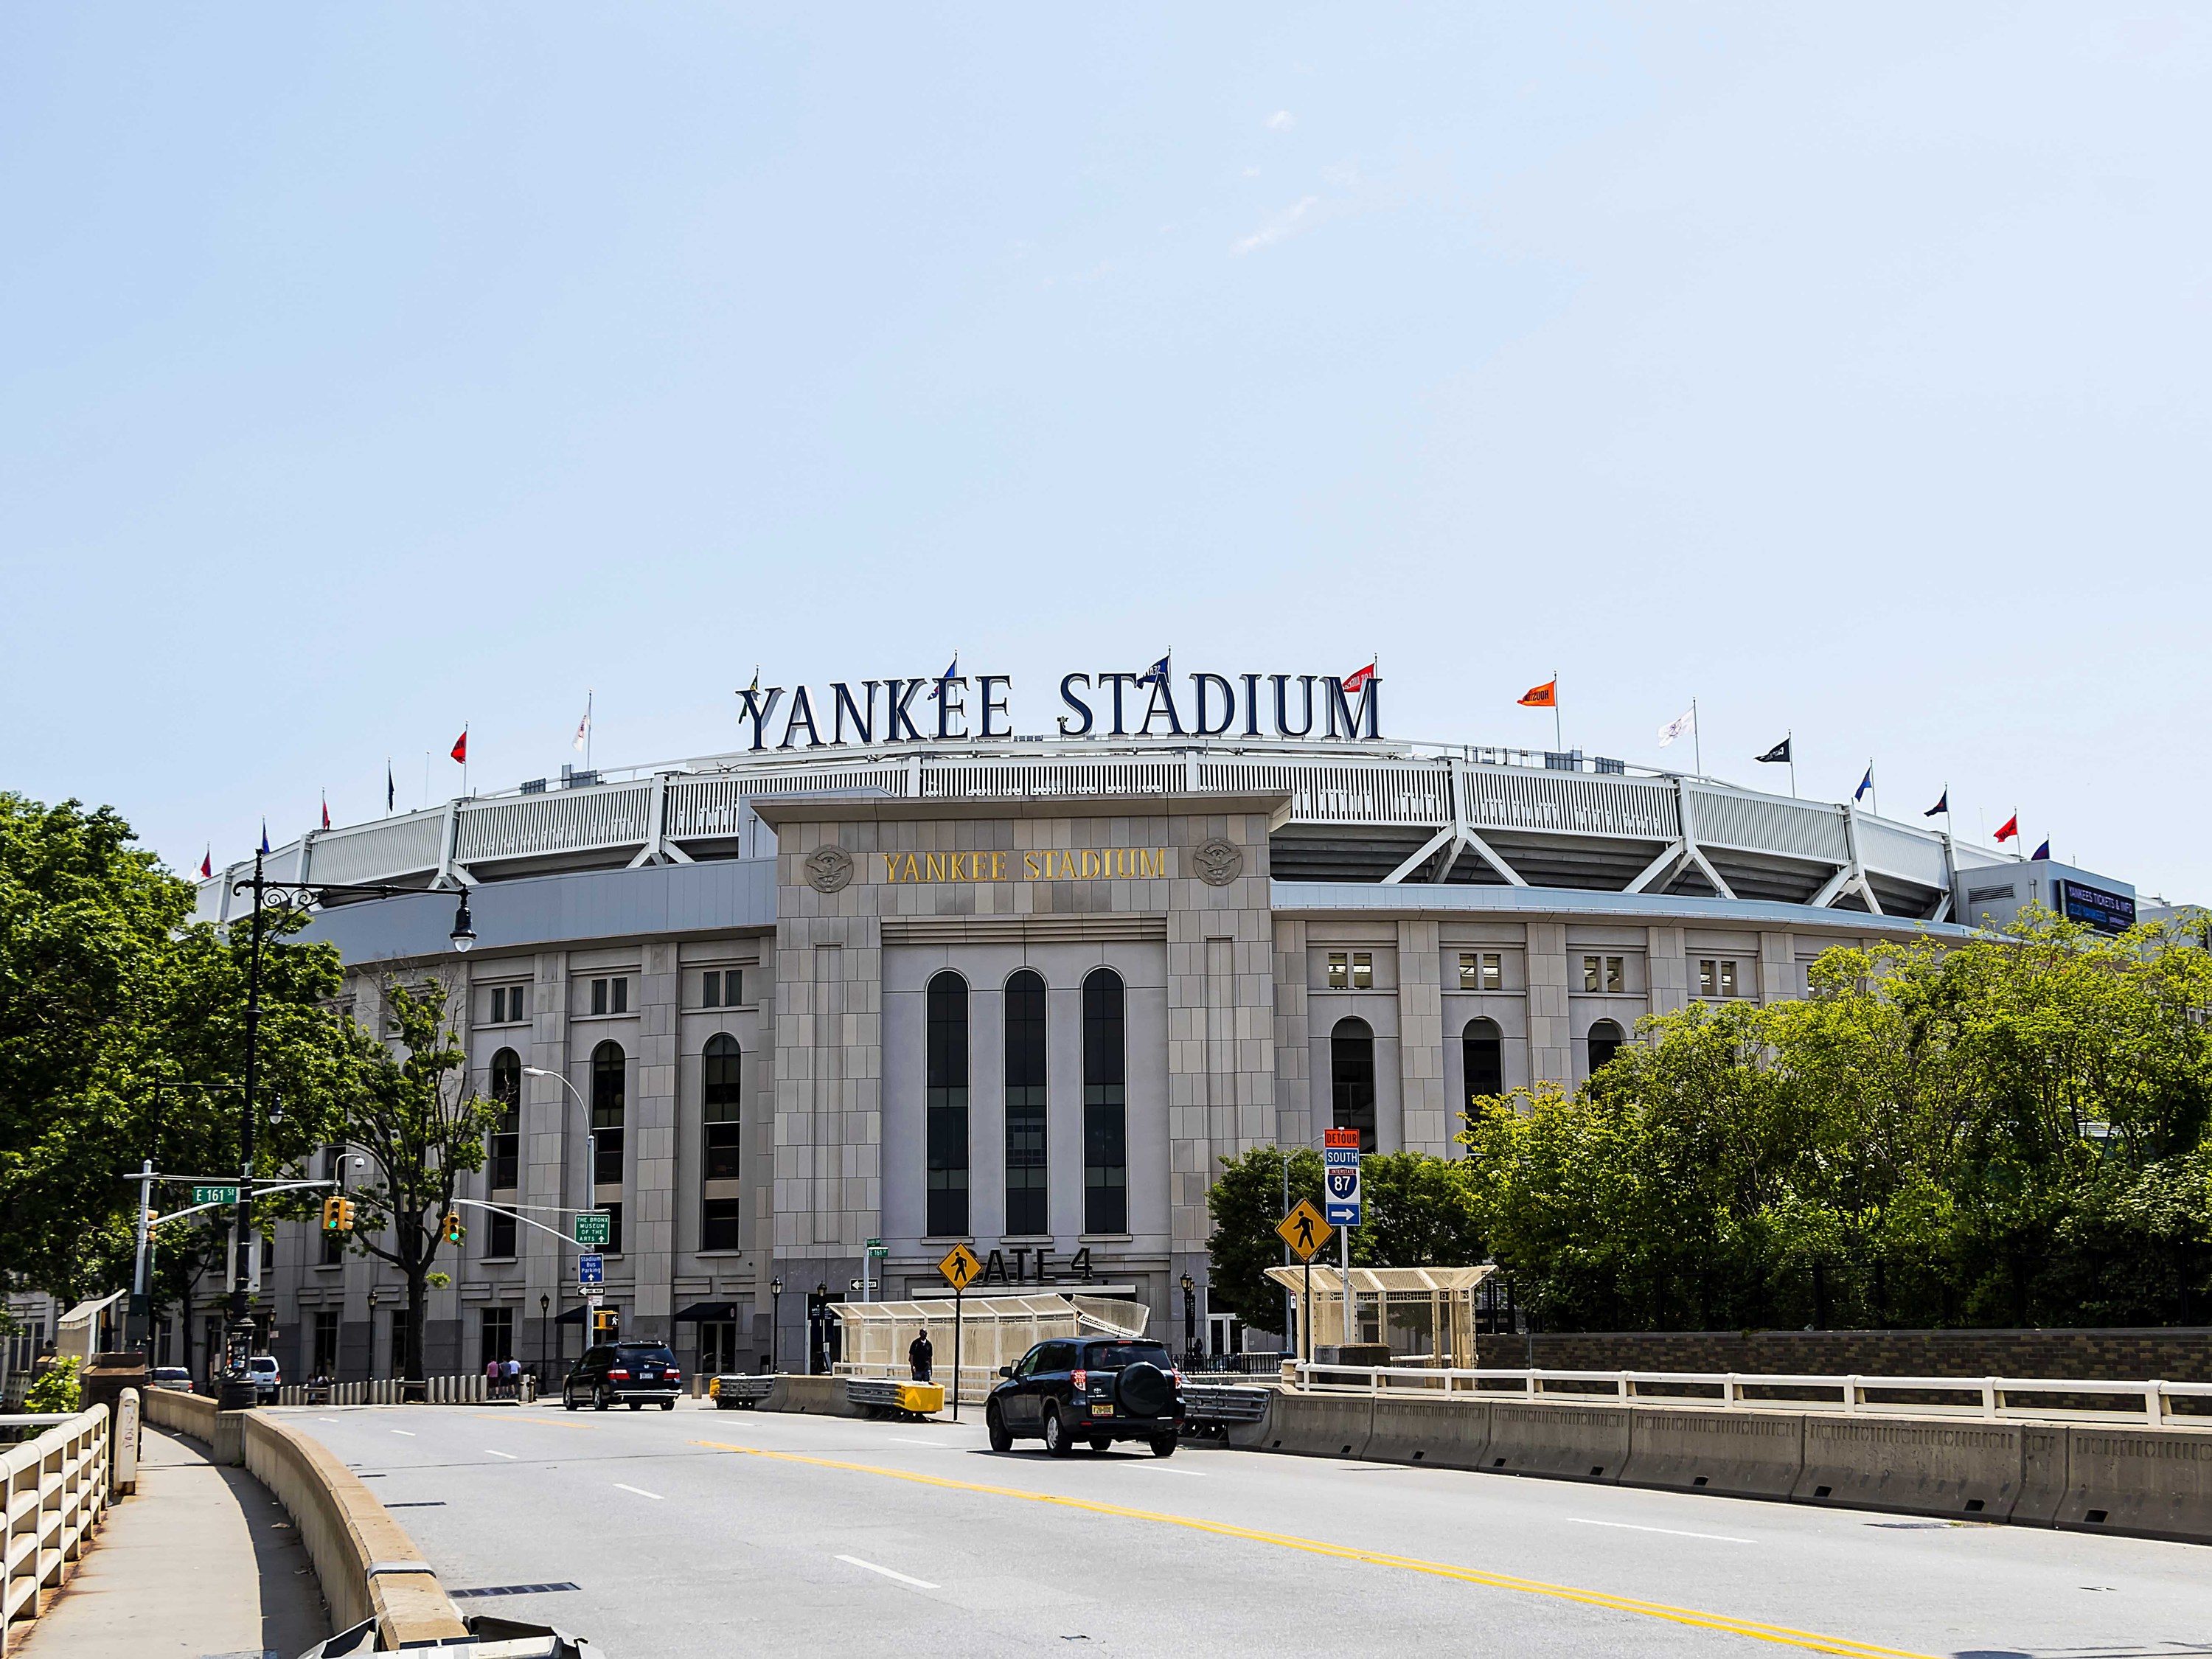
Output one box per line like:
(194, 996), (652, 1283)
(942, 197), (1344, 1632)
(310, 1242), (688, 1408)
(703, 1034), (742, 1180)
(1004, 970), (1048, 1236)
(1587, 1020), (1626, 1077)
(1082, 968), (1127, 1234)
(1330, 1018), (1377, 1153)
(925, 973), (970, 1237)
(591, 1040), (625, 1187)
(487, 1048), (521, 1190)
(1462, 1018), (1503, 1105)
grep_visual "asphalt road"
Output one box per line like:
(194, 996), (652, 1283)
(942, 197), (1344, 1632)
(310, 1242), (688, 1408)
(280, 1400), (2209, 1658)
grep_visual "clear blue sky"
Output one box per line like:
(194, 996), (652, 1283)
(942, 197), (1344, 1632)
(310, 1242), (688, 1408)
(4, 6), (2206, 900)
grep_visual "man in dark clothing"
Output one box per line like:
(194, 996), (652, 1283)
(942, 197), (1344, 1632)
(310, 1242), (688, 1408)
(908, 1328), (933, 1382)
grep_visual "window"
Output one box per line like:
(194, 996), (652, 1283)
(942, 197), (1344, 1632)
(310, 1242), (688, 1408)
(1607, 956), (1624, 992)
(487, 1208), (517, 1259)
(703, 1034), (742, 1179)
(488, 1049), (521, 1190)
(701, 1197), (743, 1253)
(1082, 968), (1127, 1235)
(1330, 1018), (1377, 1153)
(1327, 952), (1348, 989)
(701, 969), (741, 1009)
(1463, 1018), (1503, 1102)
(481, 1307), (514, 1365)
(1328, 951), (1374, 989)
(602, 1200), (624, 1254)
(925, 973), (970, 1237)
(1582, 956), (1626, 992)
(1352, 952), (1372, 990)
(1588, 1019), (1627, 1075)
(311, 1311), (340, 1378)
(591, 1041), (625, 1186)
(591, 976), (631, 1016)
(490, 984), (528, 1024)
(1698, 959), (1741, 998)
(1004, 970), (1049, 1236)
(1457, 952), (1505, 991)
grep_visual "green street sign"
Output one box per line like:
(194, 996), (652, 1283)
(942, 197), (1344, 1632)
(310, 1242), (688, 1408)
(574, 1211), (611, 1247)
(865, 1237), (888, 1256)
(192, 1185), (239, 1207)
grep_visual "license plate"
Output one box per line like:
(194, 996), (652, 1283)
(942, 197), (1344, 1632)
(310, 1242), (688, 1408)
(1092, 1403), (1114, 1416)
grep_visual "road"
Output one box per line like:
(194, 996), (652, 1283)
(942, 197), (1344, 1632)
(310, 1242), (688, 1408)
(280, 1400), (2208, 1657)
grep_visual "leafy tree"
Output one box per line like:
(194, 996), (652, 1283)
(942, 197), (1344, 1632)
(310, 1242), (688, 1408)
(25, 1357), (80, 1414)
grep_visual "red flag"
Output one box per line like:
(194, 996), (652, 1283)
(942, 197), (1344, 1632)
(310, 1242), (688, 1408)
(451, 730), (467, 764)
(1517, 678), (1557, 709)
(199, 846), (212, 879)
(1994, 814), (2019, 843)
(1342, 662), (1376, 694)
(321, 793), (331, 831)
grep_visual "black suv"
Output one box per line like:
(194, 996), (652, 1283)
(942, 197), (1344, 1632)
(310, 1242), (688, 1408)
(986, 1337), (1185, 1457)
(563, 1341), (682, 1411)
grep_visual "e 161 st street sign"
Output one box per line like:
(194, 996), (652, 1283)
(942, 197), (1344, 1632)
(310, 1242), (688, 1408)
(574, 1211), (611, 1247)
(192, 1185), (239, 1207)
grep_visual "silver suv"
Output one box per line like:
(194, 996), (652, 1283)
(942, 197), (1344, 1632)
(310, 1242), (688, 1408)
(248, 1354), (281, 1402)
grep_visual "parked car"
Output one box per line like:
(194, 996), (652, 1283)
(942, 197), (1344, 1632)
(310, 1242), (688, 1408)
(986, 1337), (1185, 1456)
(563, 1342), (682, 1411)
(248, 1354), (282, 1402)
(147, 1368), (195, 1394)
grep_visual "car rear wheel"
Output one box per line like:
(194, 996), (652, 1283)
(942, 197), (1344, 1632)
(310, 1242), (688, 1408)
(1150, 1433), (1178, 1458)
(986, 1404), (1012, 1453)
(1042, 1405), (1073, 1457)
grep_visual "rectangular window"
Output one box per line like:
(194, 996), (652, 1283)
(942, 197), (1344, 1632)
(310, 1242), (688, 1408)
(1082, 970), (1127, 1235)
(591, 978), (608, 1015)
(725, 969), (741, 1005)
(702, 970), (721, 1008)
(1457, 952), (1505, 991)
(312, 1311), (340, 1378)
(1004, 972), (1048, 1237)
(701, 1197), (743, 1253)
(1351, 951), (1373, 990)
(612, 977), (629, 1014)
(487, 1208), (517, 1258)
(925, 975), (970, 1238)
(481, 1307), (515, 1365)
(1582, 956), (1601, 993)
(1700, 959), (1716, 996)
(488, 1097), (519, 1191)
(603, 1201), (624, 1254)
(1720, 960), (1739, 998)
(1482, 953), (1501, 990)
(1326, 952), (1348, 990)
(1458, 953), (1479, 990)
(702, 1037), (742, 1179)
(1606, 956), (1625, 992)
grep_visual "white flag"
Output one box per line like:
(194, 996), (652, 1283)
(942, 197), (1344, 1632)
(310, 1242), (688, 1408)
(573, 693), (592, 753)
(1658, 706), (1695, 748)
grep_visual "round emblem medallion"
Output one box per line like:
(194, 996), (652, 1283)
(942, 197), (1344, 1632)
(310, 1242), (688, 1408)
(1192, 837), (1244, 888)
(804, 844), (855, 894)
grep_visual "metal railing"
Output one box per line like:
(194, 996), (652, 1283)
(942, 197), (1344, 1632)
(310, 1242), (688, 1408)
(1293, 1363), (2212, 1427)
(1, 1405), (111, 1655)
(274, 1373), (524, 1406)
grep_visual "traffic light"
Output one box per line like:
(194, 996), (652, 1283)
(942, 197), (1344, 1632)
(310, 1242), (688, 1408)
(442, 1211), (465, 1245)
(321, 1196), (341, 1231)
(591, 1308), (619, 1338)
(145, 1208), (160, 1229)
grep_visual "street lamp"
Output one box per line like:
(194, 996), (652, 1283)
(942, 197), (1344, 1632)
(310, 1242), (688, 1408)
(367, 1286), (381, 1380)
(540, 1293), (551, 1382)
(768, 1277), (783, 1375)
(1180, 1273), (1197, 1365)
(221, 851), (481, 1409)
(522, 1066), (597, 1223)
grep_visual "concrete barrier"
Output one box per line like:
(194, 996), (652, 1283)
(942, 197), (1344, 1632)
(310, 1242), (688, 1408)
(2015, 1423), (2068, 1525)
(1255, 1390), (1374, 1459)
(762, 1374), (863, 1417)
(1792, 1415), (2023, 1518)
(1366, 1396), (1489, 1469)
(141, 1384), (218, 1444)
(1486, 1401), (1630, 1482)
(1225, 1390), (1276, 1450)
(1621, 1409), (1804, 1500)
(2059, 1424), (2212, 1544)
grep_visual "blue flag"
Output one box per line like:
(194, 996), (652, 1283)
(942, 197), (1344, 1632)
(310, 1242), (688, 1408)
(2032, 838), (2051, 861)
(925, 653), (959, 700)
(1141, 653), (1170, 686)
(258, 821), (271, 855)
(1854, 766), (1874, 803)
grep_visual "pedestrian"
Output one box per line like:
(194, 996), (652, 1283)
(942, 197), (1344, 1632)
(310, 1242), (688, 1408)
(908, 1326), (933, 1382)
(504, 1355), (521, 1399)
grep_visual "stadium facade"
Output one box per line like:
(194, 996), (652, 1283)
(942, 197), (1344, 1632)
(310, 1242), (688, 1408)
(190, 670), (2140, 1382)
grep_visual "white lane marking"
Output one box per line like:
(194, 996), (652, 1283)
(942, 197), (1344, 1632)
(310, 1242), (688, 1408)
(613, 1482), (664, 1500)
(390, 1430), (416, 1437)
(836, 1554), (939, 1590)
(1570, 1518), (1754, 1544)
(320, 1418), (341, 1424)
(887, 1437), (956, 1447)
(485, 1450), (517, 1459)
(1149, 1464), (1206, 1476)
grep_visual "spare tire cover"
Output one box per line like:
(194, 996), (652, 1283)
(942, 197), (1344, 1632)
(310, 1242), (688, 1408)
(1116, 1361), (1172, 1417)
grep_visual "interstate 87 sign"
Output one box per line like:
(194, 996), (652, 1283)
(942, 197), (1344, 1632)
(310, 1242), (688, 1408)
(1322, 1127), (1363, 1228)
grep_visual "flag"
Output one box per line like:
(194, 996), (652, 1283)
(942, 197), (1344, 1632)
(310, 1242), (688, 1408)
(1994, 814), (2019, 843)
(573, 695), (591, 754)
(2032, 838), (2051, 860)
(1924, 790), (1949, 818)
(386, 761), (394, 813)
(200, 846), (212, 879)
(926, 653), (959, 700)
(321, 793), (330, 831)
(1342, 661), (1376, 694)
(1517, 678), (1557, 709)
(1140, 653), (1170, 686)
(258, 821), (271, 855)
(1854, 766), (1874, 802)
(1756, 738), (1791, 765)
(451, 730), (467, 764)
(745, 667), (759, 697)
(1658, 706), (1695, 748)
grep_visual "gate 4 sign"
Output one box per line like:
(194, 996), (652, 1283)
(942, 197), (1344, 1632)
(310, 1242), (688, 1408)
(1324, 1156), (1363, 1228)
(1276, 1200), (1333, 1263)
(938, 1242), (984, 1292)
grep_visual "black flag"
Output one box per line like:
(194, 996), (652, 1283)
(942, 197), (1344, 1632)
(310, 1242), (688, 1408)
(386, 761), (395, 813)
(1756, 738), (1791, 765)
(1924, 790), (1949, 817)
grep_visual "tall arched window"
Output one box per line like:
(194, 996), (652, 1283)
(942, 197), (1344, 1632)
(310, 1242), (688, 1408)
(1587, 1020), (1626, 1077)
(1082, 968), (1127, 1235)
(1004, 970), (1048, 1236)
(591, 1040), (625, 1187)
(487, 1049), (521, 1190)
(1330, 1018), (1377, 1153)
(1462, 1018), (1503, 1106)
(925, 973), (970, 1237)
(703, 1034), (742, 1179)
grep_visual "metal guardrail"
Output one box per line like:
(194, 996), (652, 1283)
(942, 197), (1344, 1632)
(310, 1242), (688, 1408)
(276, 1374), (522, 1406)
(1183, 1385), (1270, 1424)
(1293, 1363), (2212, 1427)
(1, 1403), (111, 1655)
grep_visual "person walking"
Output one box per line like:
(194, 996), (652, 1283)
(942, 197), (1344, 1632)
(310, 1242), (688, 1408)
(908, 1326), (933, 1382)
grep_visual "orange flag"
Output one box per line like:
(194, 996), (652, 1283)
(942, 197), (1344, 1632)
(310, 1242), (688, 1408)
(1517, 678), (1557, 709)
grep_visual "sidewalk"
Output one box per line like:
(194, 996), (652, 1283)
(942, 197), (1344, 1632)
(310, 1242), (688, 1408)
(20, 1423), (328, 1659)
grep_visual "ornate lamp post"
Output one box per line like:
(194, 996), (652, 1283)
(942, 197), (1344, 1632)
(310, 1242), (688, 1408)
(768, 1277), (783, 1375)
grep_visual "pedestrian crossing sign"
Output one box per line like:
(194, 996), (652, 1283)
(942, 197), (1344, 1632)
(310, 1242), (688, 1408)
(1276, 1200), (1333, 1262)
(938, 1242), (984, 1291)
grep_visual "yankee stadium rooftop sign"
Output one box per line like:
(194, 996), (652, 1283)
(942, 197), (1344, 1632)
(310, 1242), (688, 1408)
(736, 669), (1381, 751)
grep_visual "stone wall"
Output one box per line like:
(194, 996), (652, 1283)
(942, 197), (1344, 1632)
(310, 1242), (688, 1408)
(1525, 1326), (2212, 1382)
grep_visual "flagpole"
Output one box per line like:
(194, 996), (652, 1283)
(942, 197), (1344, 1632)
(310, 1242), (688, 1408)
(1553, 669), (1561, 754)
(1788, 732), (1796, 799)
(585, 689), (594, 771)
(1691, 698), (1701, 778)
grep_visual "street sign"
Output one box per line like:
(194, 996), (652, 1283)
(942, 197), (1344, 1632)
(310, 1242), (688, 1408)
(937, 1242), (983, 1291)
(865, 1237), (889, 1257)
(574, 1211), (611, 1247)
(1323, 1127), (1362, 1151)
(1276, 1200), (1333, 1262)
(192, 1185), (239, 1206)
(1324, 1159), (1363, 1228)
(577, 1253), (605, 1287)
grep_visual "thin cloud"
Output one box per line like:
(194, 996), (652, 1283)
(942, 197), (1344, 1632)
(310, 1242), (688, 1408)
(1265, 110), (1294, 131)
(1233, 195), (1321, 256)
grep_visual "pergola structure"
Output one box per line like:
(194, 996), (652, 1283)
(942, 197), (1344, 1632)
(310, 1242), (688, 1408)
(834, 1293), (1150, 1405)
(1264, 1265), (1496, 1367)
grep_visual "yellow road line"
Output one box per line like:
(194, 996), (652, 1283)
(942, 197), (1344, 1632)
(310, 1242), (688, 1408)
(692, 1439), (1935, 1659)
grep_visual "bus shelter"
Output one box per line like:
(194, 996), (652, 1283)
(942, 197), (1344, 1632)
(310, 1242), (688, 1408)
(834, 1293), (1149, 1406)
(1263, 1265), (1495, 1367)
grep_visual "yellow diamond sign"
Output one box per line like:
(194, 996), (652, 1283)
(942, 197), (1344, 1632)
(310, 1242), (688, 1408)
(938, 1242), (984, 1291)
(1276, 1199), (1333, 1262)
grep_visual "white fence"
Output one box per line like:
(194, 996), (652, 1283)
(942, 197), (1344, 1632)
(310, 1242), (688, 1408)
(274, 1373), (525, 1406)
(1293, 1363), (2212, 1427)
(1, 1405), (111, 1655)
